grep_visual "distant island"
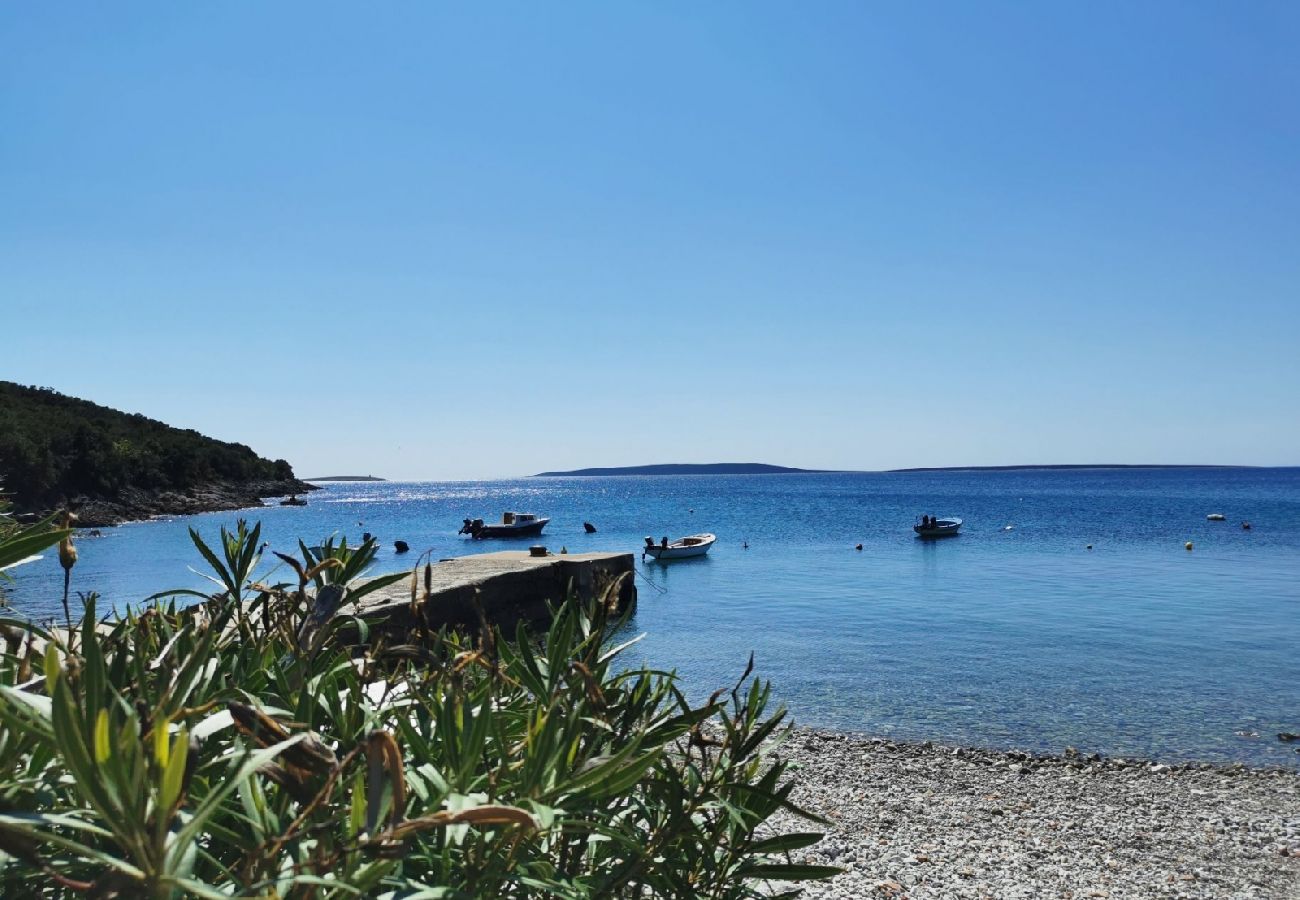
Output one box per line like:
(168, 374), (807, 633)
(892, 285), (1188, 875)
(535, 463), (832, 477)
(0, 382), (314, 526)
(888, 464), (1249, 473)
(306, 475), (387, 482)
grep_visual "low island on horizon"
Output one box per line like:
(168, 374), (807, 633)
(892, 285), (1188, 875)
(534, 462), (1259, 478)
(305, 475), (388, 482)
(534, 463), (833, 477)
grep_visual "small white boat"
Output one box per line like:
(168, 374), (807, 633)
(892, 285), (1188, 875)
(1206, 513), (1226, 521)
(914, 517), (962, 538)
(643, 533), (716, 560)
(460, 512), (550, 539)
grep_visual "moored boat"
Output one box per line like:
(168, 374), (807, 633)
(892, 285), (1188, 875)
(643, 533), (716, 560)
(460, 512), (550, 539)
(914, 516), (962, 538)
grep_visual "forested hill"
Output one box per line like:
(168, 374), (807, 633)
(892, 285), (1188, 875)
(0, 382), (310, 522)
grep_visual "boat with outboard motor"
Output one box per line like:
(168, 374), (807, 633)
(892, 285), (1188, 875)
(642, 533), (716, 560)
(914, 516), (962, 538)
(459, 512), (550, 539)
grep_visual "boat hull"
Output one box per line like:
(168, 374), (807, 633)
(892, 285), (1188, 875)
(473, 520), (549, 539)
(914, 518), (962, 539)
(644, 533), (716, 559)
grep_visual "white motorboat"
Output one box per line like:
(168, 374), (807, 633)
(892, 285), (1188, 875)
(913, 517), (962, 538)
(643, 533), (716, 560)
(460, 512), (550, 539)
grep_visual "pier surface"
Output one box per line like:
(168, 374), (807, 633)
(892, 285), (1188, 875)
(355, 550), (637, 635)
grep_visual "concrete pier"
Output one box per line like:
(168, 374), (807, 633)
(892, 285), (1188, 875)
(354, 550), (637, 636)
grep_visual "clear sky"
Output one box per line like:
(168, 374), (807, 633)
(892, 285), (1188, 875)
(3, 2), (1297, 479)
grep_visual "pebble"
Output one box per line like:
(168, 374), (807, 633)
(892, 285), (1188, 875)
(763, 728), (1300, 899)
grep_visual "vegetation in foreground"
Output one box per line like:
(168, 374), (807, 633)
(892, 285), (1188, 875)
(0, 513), (835, 897)
(0, 382), (299, 513)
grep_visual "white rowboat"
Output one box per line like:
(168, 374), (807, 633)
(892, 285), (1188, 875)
(643, 533), (716, 560)
(913, 517), (962, 538)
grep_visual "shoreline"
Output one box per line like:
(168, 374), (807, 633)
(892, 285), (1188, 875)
(772, 728), (1300, 898)
(34, 478), (318, 528)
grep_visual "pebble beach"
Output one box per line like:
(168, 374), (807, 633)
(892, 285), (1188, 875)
(772, 730), (1300, 899)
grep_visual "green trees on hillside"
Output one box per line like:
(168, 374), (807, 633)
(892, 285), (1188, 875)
(0, 383), (294, 509)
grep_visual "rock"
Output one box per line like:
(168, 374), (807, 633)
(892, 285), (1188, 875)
(583, 522), (597, 533)
(393, 540), (409, 554)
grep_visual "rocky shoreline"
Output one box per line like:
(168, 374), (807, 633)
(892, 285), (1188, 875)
(771, 729), (1300, 899)
(43, 479), (317, 527)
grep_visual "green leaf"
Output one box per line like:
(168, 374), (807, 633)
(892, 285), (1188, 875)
(161, 727), (189, 811)
(750, 832), (825, 854)
(44, 642), (60, 695)
(0, 524), (70, 571)
(94, 709), (111, 763)
(748, 863), (843, 880)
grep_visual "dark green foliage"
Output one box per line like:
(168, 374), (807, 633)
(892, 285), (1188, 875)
(0, 524), (835, 896)
(0, 383), (295, 510)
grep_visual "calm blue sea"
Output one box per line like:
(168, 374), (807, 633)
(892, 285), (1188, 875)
(7, 468), (1299, 767)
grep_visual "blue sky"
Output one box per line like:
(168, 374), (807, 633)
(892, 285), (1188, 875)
(3, 2), (1297, 478)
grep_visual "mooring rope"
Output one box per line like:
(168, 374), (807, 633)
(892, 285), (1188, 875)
(636, 563), (668, 595)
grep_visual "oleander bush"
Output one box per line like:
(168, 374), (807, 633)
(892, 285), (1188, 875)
(0, 520), (834, 897)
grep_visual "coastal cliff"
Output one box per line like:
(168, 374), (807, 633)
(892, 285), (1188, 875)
(0, 382), (313, 526)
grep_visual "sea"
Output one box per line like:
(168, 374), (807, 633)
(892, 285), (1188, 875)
(6, 468), (1299, 768)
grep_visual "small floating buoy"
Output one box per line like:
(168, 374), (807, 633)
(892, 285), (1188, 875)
(855, 543), (863, 551)
(1086, 544), (1093, 550)
(1241, 521), (1251, 530)
(560, 546), (568, 554)
(1003, 525), (1014, 531)
(1185, 541), (1194, 551)
(742, 540), (749, 549)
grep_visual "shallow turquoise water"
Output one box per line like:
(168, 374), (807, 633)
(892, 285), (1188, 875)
(8, 468), (1299, 766)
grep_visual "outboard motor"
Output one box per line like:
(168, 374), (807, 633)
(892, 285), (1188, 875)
(644, 536), (654, 549)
